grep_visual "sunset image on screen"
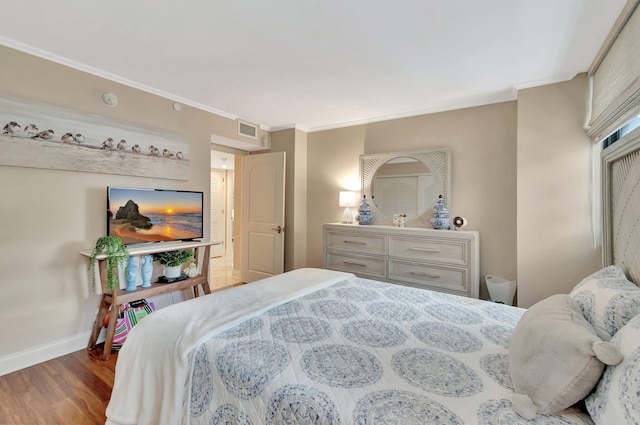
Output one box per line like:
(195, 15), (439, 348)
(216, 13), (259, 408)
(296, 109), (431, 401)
(108, 188), (203, 244)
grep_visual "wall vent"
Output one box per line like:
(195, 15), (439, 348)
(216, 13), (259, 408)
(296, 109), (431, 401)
(238, 121), (257, 139)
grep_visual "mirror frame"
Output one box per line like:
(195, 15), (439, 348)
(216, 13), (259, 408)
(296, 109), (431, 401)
(360, 148), (452, 227)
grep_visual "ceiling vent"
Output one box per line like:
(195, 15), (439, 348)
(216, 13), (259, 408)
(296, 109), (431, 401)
(238, 120), (257, 140)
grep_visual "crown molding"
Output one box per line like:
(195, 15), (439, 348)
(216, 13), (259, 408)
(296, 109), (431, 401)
(302, 95), (518, 133)
(511, 72), (579, 96)
(0, 36), (239, 121)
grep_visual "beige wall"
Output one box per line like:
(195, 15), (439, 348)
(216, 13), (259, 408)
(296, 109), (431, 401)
(269, 128), (308, 271)
(0, 44), (602, 371)
(0, 45), (245, 370)
(307, 79), (600, 308)
(307, 125), (367, 268)
(516, 75), (601, 307)
(307, 102), (518, 300)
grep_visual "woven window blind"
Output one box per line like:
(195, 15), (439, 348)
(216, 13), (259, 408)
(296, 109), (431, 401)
(587, 0), (640, 141)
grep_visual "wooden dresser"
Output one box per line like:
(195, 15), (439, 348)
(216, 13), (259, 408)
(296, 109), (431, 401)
(323, 223), (479, 298)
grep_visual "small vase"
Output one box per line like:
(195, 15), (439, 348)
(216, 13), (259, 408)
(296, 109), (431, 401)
(355, 195), (373, 225)
(125, 256), (137, 291)
(164, 265), (182, 279)
(430, 195), (451, 230)
(141, 255), (153, 287)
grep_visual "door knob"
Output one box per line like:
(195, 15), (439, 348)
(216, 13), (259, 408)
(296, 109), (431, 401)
(271, 225), (284, 233)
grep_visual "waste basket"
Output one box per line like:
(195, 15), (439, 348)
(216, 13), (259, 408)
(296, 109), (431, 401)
(485, 274), (516, 305)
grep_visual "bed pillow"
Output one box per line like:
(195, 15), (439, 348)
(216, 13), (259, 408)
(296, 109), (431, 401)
(569, 265), (640, 341)
(586, 314), (640, 424)
(509, 294), (622, 420)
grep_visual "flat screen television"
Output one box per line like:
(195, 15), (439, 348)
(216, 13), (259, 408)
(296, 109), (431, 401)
(107, 186), (204, 245)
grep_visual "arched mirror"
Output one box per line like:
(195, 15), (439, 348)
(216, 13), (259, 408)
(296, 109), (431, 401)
(360, 149), (451, 227)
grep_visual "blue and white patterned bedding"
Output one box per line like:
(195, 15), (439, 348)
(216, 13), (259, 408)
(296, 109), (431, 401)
(187, 276), (594, 425)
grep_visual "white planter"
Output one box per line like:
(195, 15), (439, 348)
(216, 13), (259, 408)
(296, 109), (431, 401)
(164, 265), (182, 279)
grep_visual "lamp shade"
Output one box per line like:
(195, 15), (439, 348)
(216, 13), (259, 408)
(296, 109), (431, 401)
(339, 191), (357, 207)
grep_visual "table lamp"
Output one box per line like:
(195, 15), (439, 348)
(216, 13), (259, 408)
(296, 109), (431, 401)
(339, 191), (357, 224)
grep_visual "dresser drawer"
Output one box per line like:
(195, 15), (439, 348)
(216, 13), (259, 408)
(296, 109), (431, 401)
(326, 252), (386, 279)
(389, 260), (469, 295)
(326, 231), (386, 255)
(389, 236), (468, 266)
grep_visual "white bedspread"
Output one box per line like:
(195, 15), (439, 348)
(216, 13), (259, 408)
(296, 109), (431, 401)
(107, 268), (594, 425)
(105, 268), (352, 425)
(185, 274), (594, 425)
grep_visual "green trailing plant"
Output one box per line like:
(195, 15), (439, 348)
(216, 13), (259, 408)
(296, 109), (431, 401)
(152, 249), (194, 267)
(89, 236), (130, 292)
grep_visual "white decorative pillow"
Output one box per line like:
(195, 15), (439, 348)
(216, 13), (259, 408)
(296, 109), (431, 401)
(586, 314), (640, 424)
(569, 265), (640, 341)
(509, 294), (622, 420)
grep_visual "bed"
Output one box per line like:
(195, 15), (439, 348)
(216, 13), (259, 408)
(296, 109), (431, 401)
(106, 132), (640, 425)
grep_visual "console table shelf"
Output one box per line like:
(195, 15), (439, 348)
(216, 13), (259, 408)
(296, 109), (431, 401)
(81, 240), (219, 359)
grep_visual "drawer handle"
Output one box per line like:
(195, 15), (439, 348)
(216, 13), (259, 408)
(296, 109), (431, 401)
(343, 240), (367, 245)
(410, 247), (440, 253)
(343, 261), (367, 267)
(410, 271), (441, 278)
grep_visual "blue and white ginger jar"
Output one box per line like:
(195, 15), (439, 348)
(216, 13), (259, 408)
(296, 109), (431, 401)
(356, 195), (373, 225)
(430, 195), (451, 230)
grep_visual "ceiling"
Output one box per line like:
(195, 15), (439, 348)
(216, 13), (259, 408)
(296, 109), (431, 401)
(0, 1), (627, 133)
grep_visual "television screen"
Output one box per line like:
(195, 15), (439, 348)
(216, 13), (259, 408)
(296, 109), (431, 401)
(107, 187), (204, 245)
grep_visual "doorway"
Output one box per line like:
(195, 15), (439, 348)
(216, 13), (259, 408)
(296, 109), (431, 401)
(210, 149), (238, 290)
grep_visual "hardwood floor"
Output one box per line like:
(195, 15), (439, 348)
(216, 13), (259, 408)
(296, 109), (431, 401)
(0, 348), (117, 425)
(0, 264), (243, 425)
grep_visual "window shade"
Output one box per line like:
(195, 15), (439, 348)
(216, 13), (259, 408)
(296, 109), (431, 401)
(587, 0), (640, 141)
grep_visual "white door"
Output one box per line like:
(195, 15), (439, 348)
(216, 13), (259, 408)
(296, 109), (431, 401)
(210, 170), (226, 257)
(241, 152), (286, 282)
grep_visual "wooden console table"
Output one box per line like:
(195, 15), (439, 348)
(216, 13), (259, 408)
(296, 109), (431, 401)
(81, 240), (219, 359)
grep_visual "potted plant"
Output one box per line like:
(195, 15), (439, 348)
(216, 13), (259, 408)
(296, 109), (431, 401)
(152, 249), (194, 278)
(89, 236), (130, 292)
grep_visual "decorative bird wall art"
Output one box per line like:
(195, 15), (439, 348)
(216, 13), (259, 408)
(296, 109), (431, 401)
(1, 120), (186, 160)
(33, 129), (54, 140)
(24, 124), (38, 138)
(2, 121), (21, 136)
(61, 132), (74, 143)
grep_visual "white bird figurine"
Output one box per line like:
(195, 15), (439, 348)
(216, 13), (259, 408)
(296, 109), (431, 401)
(175, 151), (184, 160)
(33, 129), (54, 140)
(61, 132), (74, 143)
(184, 262), (199, 278)
(24, 124), (38, 138)
(73, 134), (85, 143)
(3, 121), (21, 137)
(148, 145), (160, 156)
(162, 148), (172, 158)
(117, 139), (127, 150)
(101, 137), (114, 150)
(132, 144), (141, 153)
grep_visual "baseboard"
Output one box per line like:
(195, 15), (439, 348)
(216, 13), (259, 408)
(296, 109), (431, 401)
(0, 331), (93, 376)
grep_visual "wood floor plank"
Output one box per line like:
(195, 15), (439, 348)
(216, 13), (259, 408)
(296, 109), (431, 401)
(0, 347), (117, 425)
(0, 281), (240, 424)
